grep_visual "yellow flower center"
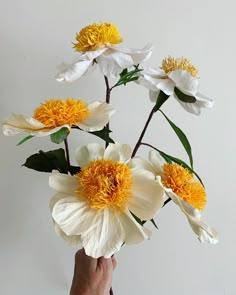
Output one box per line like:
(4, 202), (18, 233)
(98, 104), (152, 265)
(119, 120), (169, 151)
(33, 98), (89, 127)
(162, 163), (206, 210)
(73, 22), (123, 52)
(160, 56), (199, 78)
(77, 159), (133, 211)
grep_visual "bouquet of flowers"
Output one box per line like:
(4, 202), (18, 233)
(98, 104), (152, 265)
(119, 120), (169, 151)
(2, 21), (218, 290)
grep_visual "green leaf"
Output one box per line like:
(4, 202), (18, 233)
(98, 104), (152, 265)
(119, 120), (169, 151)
(150, 218), (158, 229)
(153, 91), (169, 112)
(23, 148), (70, 173)
(174, 87), (196, 103)
(89, 126), (115, 144)
(112, 67), (143, 88)
(50, 127), (69, 144)
(159, 110), (193, 168)
(130, 211), (143, 226)
(17, 135), (34, 146)
(157, 149), (204, 186)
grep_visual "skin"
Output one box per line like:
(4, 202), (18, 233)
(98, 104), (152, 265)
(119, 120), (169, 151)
(70, 249), (117, 295)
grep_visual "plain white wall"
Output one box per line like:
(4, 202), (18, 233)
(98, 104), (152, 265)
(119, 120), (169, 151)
(0, 0), (234, 294)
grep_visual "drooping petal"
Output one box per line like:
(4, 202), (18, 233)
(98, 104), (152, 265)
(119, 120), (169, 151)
(166, 190), (218, 244)
(75, 143), (105, 167)
(2, 113), (70, 136)
(120, 210), (152, 244)
(49, 173), (78, 195)
(128, 168), (164, 220)
(55, 59), (93, 82)
(52, 196), (98, 236)
(104, 143), (132, 162)
(129, 157), (155, 174)
(81, 208), (125, 258)
(116, 43), (153, 64)
(53, 222), (82, 246)
(77, 101), (115, 132)
(169, 70), (199, 94)
(148, 150), (165, 178)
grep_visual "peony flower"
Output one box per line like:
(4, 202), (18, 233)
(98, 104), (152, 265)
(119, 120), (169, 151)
(137, 56), (214, 115)
(55, 22), (153, 82)
(3, 98), (114, 137)
(146, 150), (218, 244)
(49, 143), (165, 258)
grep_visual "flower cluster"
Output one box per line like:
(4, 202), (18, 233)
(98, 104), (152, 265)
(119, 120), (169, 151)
(3, 22), (218, 260)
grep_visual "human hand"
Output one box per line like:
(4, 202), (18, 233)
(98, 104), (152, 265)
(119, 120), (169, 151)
(70, 248), (117, 295)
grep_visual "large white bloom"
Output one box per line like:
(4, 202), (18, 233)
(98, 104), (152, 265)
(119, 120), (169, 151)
(3, 99), (114, 137)
(55, 22), (153, 82)
(146, 150), (218, 244)
(137, 57), (214, 115)
(49, 143), (165, 258)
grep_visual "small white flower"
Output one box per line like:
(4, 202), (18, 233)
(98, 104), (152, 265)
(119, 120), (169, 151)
(55, 22), (153, 82)
(49, 143), (165, 258)
(147, 150), (218, 244)
(3, 98), (114, 137)
(137, 57), (214, 115)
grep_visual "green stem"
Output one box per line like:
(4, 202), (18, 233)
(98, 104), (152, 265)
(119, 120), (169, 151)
(64, 138), (70, 166)
(131, 105), (156, 158)
(104, 75), (111, 148)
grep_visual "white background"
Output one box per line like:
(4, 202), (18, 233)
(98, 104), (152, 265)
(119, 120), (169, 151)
(0, 0), (234, 294)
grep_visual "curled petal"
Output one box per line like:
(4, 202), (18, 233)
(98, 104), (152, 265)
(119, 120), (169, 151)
(104, 143), (132, 162)
(77, 101), (115, 132)
(75, 143), (105, 167)
(3, 113), (69, 136)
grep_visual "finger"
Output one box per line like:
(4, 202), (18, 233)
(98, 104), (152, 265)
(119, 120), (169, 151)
(111, 256), (117, 270)
(75, 248), (98, 271)
(97, 256), (113, 272)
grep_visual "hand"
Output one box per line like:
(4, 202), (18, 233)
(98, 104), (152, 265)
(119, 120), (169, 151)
(70, 248), (117, 295)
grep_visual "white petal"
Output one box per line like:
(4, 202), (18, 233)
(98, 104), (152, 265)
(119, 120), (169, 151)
(97, 52), (126, 78)
(129, 157), (155, 174)
(49, 193), (66, 211)
(195, 92), (214, 108)
(156, 79), (175, 95)
(169, 70), (199, 94)
(53, 222), (82, 246)
(166, 190), (218, 244)
(104, 143), (132, 163)
(49, 172), (78, 195)
(148, 150), (165, 178)
(149, 90), (161, 103)
(81, 208), (124, 258)
(2, 113), (70, 136)
(77, 101), (115, 132)
(128, 168), (164, 220)
(75, 143), (105, 167)
(120, 210), (152, 244)
(114, 43), (153, 64)
(52, 196), (98, 236)
(137, 75), (159, 91)
(55, 58), (93, 82)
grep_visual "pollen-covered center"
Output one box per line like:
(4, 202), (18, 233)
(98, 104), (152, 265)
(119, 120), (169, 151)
(162, 163), (206, 210)
(73, 22), (123, 52)
(160, 56), (199, 78)
(33, 98), (89, 127)
(77, 159), (133, 211)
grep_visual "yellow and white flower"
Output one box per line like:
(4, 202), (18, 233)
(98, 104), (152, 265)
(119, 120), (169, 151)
(56, 22), (153, 82)
(137, 56), (214, 115)
(146, 150), (218, 244)
(3, 98), (114, 136)
(49, 143), (165, 258)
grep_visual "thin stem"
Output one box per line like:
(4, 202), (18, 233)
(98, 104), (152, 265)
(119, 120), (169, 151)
(163, 197), (171, 207)
(109, 287), (114, 295)
(104, 75), (111, 148)
(64, 138), (70, 166)
(131, 105), (156, 158)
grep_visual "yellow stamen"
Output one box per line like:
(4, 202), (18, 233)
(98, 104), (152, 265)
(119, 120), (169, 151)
(162, 163), (206, 210)
(33, 98), (89, 127)
(77, 159), (133, 211)
(160, 56), (199, 78)
(73, 22), (123, 52)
